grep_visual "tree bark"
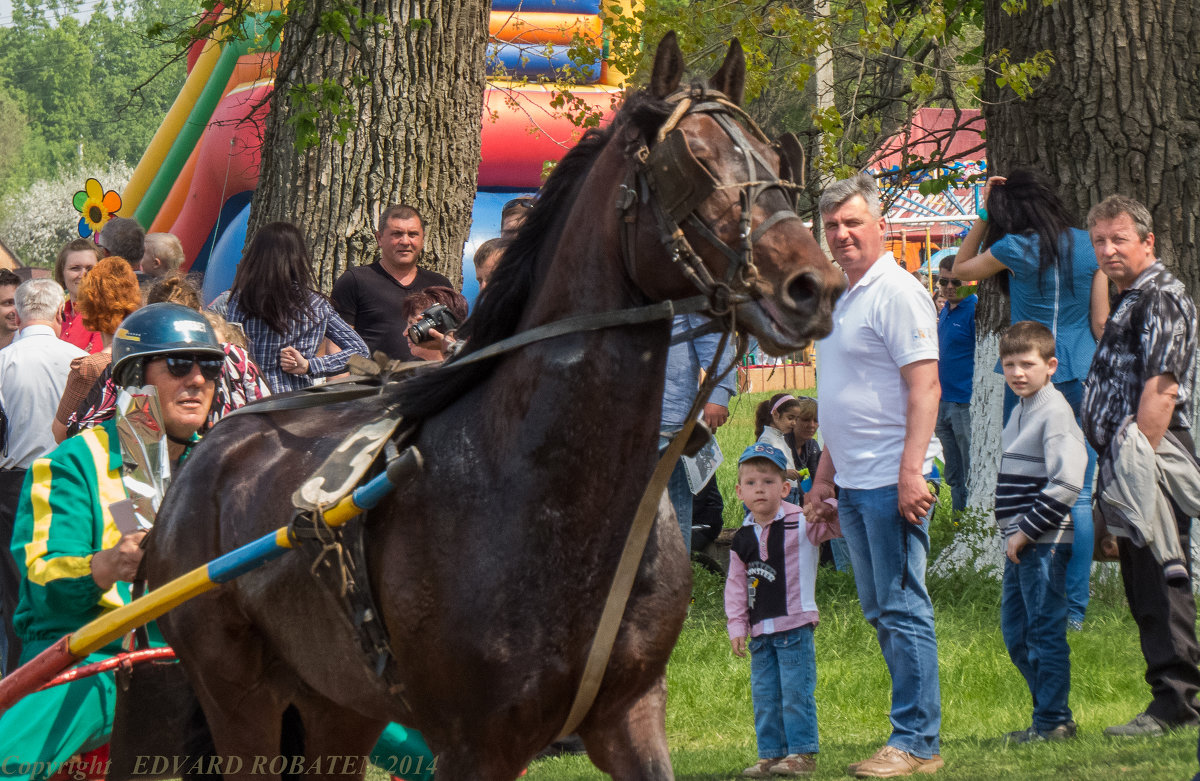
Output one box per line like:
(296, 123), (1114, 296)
(962, 0), (1200, 516)
(249, 0), (490, 291)
(983, 0), (1199, 292)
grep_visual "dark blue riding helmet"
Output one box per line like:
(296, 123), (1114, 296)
(111, 303), (225, 387)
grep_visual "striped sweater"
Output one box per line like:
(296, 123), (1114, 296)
(995, 384), (1087, 544)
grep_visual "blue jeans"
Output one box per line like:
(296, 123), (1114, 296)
(1001, 543), (1072, 730)
(1003, 379), (1094, 624)
(659, 433), (692, 554)
(749, 626), (819, 758)
(839, 484), (941, 757)
(935, 401), (971, 514)
(829, 537), (852, 572)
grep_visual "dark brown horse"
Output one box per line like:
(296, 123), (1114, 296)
(144, 33), (843, 781)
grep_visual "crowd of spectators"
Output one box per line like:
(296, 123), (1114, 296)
(0, 177), (1196, 780)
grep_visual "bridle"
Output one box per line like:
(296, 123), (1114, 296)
(617, 85), (808, 317)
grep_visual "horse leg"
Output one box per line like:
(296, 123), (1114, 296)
(163, 611), (290, 780)
(428, 741), (529, 781)
(578, 675), (674, 781)
(288, 695), (389, 781)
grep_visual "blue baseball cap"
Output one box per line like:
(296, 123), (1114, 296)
(738, 443), (789, 472)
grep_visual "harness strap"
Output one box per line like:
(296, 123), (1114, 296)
(750, 209), (801, 244)
(223, 383), (384, 418)
(445, 296), (709, 370)
(670, 316), (724, 345)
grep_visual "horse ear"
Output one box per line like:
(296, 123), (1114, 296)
(649, 31), (684, 99)
(709, 39), (746, 106)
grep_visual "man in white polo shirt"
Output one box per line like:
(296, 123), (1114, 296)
(806, 173), (943, 778)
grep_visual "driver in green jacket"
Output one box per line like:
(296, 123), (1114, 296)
(0, 303), (222, 780)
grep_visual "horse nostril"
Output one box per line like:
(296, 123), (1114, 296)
(783, 271), (821, 312)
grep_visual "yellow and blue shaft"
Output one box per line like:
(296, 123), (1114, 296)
(0, 469), (397, 708)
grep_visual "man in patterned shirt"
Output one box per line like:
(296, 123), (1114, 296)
(1081, 194), (1200, 737)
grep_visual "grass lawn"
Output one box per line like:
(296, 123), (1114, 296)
(524, 389), (1200, 780)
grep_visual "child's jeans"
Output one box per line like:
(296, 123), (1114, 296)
(749, 625), (819, 758)
(1001, 541), (1073, 730)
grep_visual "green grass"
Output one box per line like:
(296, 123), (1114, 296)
(522, 387), (1199, 780)
(524, 566), (1196, 780)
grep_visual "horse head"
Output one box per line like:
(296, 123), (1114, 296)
(616, 32), (844, 354)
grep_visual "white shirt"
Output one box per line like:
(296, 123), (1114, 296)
(0, 325), (87, 469)
(757, 425), (796, 492)
(815, 253), (941, 489)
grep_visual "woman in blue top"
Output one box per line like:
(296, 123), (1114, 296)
(948, 169), (1108, 628)
(226, 222), (369, 393)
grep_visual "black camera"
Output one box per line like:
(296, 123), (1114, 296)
(407, 303), (460, 344)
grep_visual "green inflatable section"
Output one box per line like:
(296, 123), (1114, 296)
(133, 13), (281, 229)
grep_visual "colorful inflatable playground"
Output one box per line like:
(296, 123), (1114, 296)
(112, 0), (634, 305)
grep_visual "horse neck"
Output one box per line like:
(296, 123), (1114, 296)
(490, 141), (674, 443)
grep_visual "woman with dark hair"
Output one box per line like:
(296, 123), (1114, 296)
(947, 168), (1107, 629)
(225, 222), (368, 392)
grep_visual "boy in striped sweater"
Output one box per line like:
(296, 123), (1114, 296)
(996, 321), (1088, 743)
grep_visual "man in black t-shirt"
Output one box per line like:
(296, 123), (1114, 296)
(332, 204), (453, 361)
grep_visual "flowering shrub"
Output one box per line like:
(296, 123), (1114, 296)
(0, 161), (133, 267)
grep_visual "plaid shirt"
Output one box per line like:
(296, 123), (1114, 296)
(1082, 262), (1198, 453)
(227, 289), (369, 393)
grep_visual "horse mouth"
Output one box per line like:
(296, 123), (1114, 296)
(739, 295), (833, 356)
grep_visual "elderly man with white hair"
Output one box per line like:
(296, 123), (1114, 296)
(0, 279), (86, 675)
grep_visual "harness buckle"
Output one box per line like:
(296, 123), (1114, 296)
(708, 283), (735, 317)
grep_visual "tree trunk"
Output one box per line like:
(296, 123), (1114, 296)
(984, 0), (1199, 281)
(249, 0), (491, 291)
(961, 0), (1200, 520)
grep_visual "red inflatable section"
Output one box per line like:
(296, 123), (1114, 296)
(479, 87), (620, 188)
(186, 4), (225, 74)
(168, 81), (271, 264)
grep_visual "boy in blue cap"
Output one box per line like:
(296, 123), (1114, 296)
(726, 442), (842, 777)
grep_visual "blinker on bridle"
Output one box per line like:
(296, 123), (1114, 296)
(617, 85), (807, 317)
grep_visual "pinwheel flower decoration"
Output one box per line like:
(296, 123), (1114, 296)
(73, 178), (122, 238)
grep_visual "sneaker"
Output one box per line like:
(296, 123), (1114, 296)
(742, 757), (782, 778)
(1006, 721), (1077, 743)
(1104, 712), (1169, 737)
(1003, 726), (1039, 744)
(1068, 618), (1084, 631)
(1041, 721), (1078, 741)
(769, 753), (816, 776)
(853, 746), (944, 777)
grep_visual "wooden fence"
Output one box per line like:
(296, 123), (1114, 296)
(737, 363), (815, 393)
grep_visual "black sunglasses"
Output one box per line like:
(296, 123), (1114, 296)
(936, 278), (962, 287)
(160, 354), (223, 381)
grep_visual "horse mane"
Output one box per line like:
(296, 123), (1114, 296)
(388, 88), (675, 420)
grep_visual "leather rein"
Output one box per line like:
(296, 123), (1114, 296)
(555, 87), (805, 740)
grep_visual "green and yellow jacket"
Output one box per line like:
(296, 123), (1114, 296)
(11, 419), (180, 656)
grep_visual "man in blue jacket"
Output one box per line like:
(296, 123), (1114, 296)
(934, 253), (977, 514)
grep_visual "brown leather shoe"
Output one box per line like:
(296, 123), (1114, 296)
(853, 746), (944, 777)
(847, 746), (889, 775)
(769, 753), (816, 776)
